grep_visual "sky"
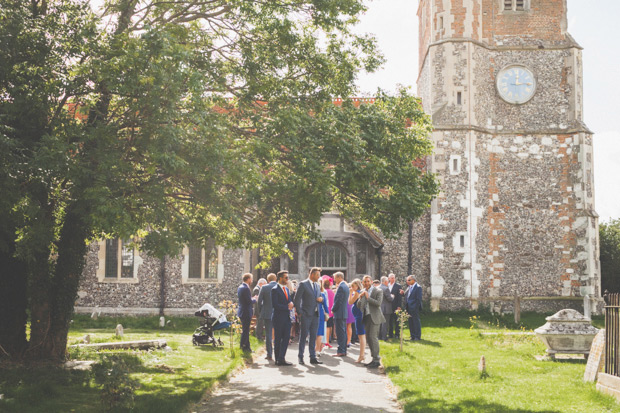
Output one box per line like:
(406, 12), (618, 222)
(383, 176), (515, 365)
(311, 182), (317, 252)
(353, 0), (620, 222)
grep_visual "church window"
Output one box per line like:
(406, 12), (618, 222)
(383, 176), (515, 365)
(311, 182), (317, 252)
(503, 0), (527, 11)
(308, 243), (347, 269)
(460, 235), (465, 248)
(450, 155), (461, 175)
(104, 239), (136, 279)
(187, 243), (219, 280)
(457, 92), (462, 105)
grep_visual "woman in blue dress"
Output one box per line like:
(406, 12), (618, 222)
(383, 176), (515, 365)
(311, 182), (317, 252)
(348, 278), (366, 363)
(315, 282), (330, 355)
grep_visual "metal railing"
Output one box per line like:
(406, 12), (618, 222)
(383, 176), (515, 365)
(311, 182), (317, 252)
(604, 292), (620, 376)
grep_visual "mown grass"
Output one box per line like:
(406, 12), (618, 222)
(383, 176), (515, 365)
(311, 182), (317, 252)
(382, 311), (615, 413)
(0, 315), (255, 413)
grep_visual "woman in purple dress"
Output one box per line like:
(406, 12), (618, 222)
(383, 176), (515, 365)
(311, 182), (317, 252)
(348, 279), (366, 363)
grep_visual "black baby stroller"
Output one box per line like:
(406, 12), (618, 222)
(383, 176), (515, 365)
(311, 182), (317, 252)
(192, 303), (231, 347)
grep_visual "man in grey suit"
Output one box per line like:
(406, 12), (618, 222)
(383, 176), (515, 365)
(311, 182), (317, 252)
(379, 276), (394, 340)
(294, 267), (324, 365)
(357, 275), (385, 368)
(257, 273), (277, 360)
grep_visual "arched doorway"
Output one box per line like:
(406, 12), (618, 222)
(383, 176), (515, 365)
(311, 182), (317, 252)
(307, 242), (348, 279)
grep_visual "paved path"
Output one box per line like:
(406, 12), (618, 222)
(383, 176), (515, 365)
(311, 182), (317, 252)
(196, 340), (401, 412)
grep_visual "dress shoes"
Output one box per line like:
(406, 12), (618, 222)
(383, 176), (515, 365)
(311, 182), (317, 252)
(265, 355), (273, 361)
(310, 358), (323, 365)
(298, 358), (305, 365)
(365, 361), (380, 368)
(335, 353), (347, 357)
(276, 360), (293, 366)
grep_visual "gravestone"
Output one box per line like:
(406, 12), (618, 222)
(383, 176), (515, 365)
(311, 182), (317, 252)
(584, 329), (605, 382)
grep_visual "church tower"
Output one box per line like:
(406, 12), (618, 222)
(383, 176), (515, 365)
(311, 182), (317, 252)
(416, 0), (600, 312)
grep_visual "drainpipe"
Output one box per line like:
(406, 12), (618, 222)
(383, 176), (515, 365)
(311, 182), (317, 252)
(407, 220), (414, 276)
(377, 245), (384, 280)
(159, 256), (166, 316)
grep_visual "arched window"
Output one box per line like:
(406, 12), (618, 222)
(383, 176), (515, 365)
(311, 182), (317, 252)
(308, 243), (347, 269)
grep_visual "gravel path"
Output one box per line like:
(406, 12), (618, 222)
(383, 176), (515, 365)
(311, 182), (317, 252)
(194, 340), (401, 412)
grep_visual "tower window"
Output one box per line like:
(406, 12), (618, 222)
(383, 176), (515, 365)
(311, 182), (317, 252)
(460, 235), (465, 248)
(504, 0), (527, 11)
(457, 92), (462, 105)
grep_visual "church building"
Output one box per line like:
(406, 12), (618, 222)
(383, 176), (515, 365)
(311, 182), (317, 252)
(75, 0), (601, 316)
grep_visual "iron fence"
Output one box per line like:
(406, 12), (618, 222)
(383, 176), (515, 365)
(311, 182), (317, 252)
(604, 292), (620, 376)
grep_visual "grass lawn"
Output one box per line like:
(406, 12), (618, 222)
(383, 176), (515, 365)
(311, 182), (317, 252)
(382, 311), (617, 413)
(0, 315), (255, 413)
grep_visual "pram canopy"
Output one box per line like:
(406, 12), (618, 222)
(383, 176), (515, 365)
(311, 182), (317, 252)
(196, 303), (231, 330)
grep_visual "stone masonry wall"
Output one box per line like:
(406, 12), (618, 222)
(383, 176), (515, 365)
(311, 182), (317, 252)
(76, 243), (242, 314)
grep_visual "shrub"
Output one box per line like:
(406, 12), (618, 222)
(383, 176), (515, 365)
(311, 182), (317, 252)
(92, 354), (140, 411)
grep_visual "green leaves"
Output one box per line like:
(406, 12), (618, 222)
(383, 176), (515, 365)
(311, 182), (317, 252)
(1, 0), (438, 264)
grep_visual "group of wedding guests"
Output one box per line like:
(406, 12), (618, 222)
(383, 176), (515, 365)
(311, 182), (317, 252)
(237, 267), (424, 368)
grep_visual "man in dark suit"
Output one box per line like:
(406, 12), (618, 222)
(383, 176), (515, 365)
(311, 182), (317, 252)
(237, 273), (256, 352)
(294, 267), (324, 365)
(257, 273), (277, 360)
(271, 270), (294, 366)
(387, 273), (402, 338)
(403, 275), (423, 341)
(379, 276), (394, 340)
(330, 271), (350, 356)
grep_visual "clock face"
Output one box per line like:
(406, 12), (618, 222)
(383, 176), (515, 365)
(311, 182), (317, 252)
(496, 65), (537, 104)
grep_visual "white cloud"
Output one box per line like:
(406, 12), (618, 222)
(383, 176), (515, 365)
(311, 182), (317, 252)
(594, 130), (620, 222)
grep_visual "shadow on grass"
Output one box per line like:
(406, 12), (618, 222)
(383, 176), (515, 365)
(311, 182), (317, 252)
(399, 390), (561, 413)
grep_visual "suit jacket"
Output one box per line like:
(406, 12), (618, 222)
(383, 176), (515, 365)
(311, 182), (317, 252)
(257, 281), (277, 320)
(356, 286), (385, 325)
(389, 283), (402, 311)
(237, 283), (255, 320)
(380, 284), (394, 315)
(405, 283), (423, 314)
(331, 282), (350, 319)
(271, 284), (293, 323)
(294, 279), (320, 318)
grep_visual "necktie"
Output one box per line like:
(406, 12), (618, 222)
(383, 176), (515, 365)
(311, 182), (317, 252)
(313, 282), (318, 296)
(283, 286), (288, 300)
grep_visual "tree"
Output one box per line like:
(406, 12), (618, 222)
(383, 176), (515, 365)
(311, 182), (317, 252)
(0, 0), (438, 361)
(600, 219), (620, 294)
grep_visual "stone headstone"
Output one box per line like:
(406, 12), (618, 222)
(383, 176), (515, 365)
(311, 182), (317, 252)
(159, 316), (165, 327)
(115, 324), (124, 338)
(83, 334), (90, 344)
(584, 329), (605, 382)
(91, 311), (98, 320)
(584, 295), (592, 320)
(478, 355), (486, 373)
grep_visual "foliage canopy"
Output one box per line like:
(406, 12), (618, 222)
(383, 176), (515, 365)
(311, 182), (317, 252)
(0, 0), (438, 360)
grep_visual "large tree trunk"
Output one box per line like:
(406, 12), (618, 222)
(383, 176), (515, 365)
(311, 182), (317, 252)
(26, 202), (90, 361)
(0, 231), (28, 359)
